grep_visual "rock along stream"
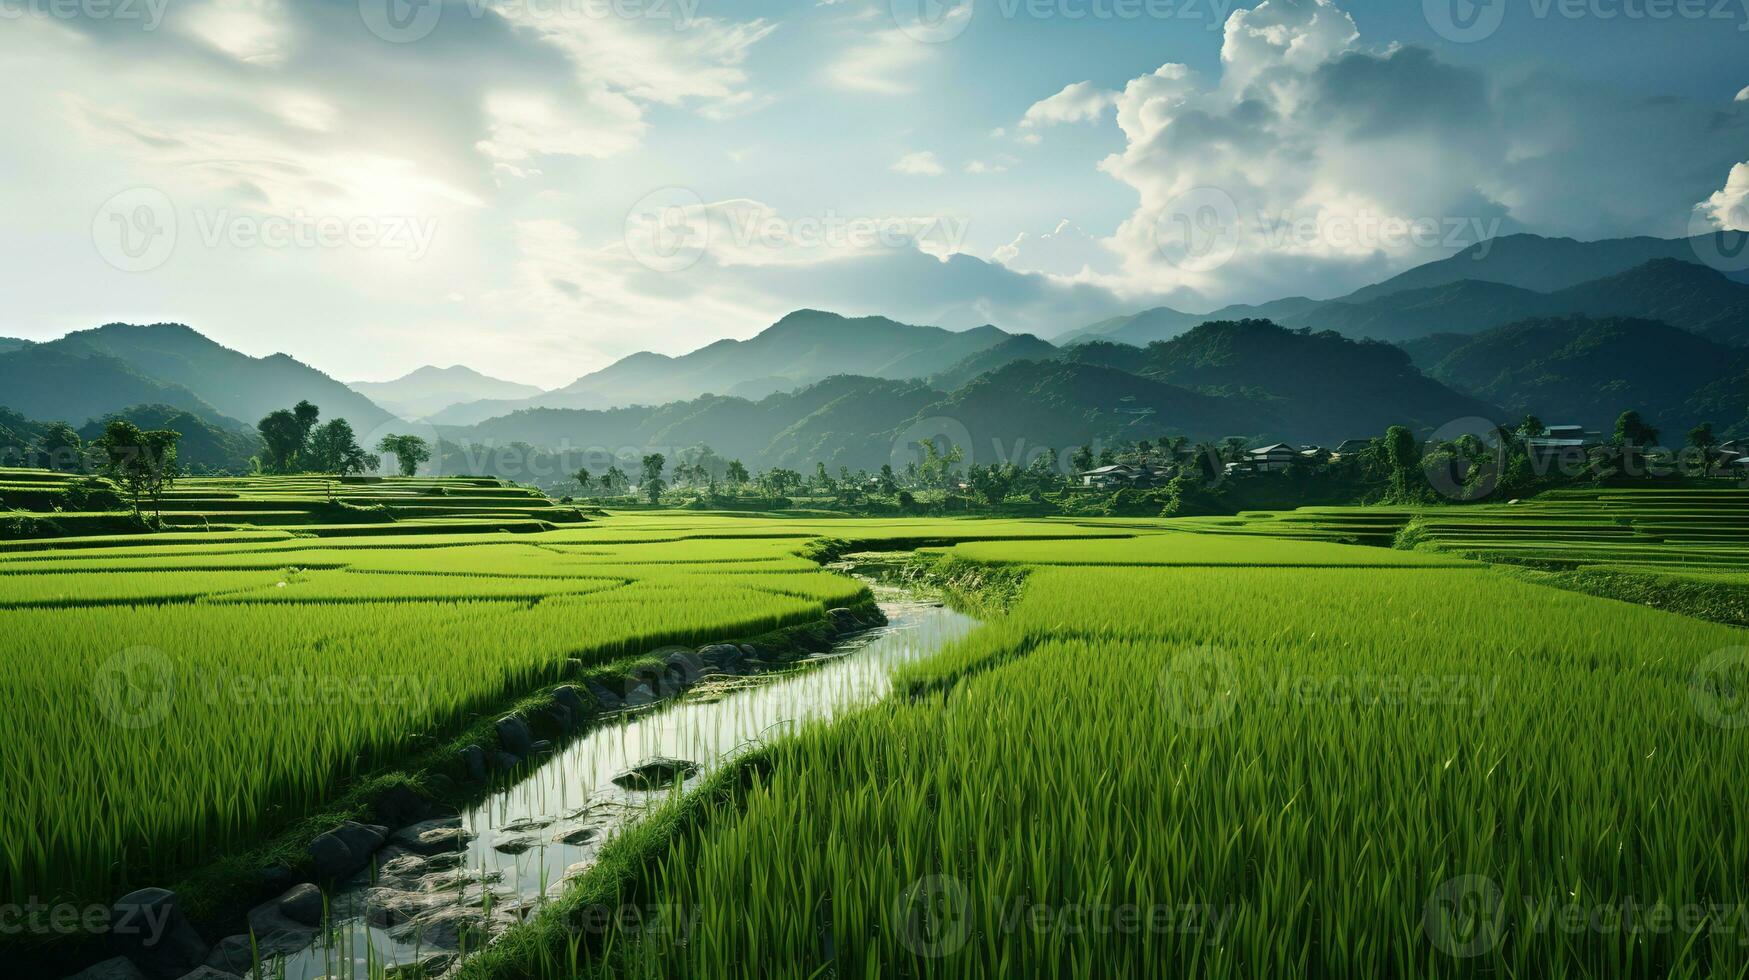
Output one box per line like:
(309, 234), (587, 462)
(274, 571), (977, 979)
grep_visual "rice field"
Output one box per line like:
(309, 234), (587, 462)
(4, 468), (1745, 979)
(466, 529), (1749, 980)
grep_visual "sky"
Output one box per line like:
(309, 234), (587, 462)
(1, 0), (1746, 388)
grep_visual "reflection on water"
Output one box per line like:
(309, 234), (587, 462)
(278, 591), (976, 978)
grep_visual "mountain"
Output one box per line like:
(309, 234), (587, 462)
(448, 322), (1486, 475)
(1286, 280), (1560, 343)
(1548, 259), (1749, 346)
(429, 311), (1017, 425)
(48, 323), (395, 431)
(1418, 316), (1743, 432)
(460, 375), (944, 472)
(1060, 297), (1322, 347)
(0, 344), (234, 428)
(928, 334), (1059, 390)
(0, 407), (49, 466)
(922, 358), (1277, 452)
(348, 365), (542, 421)
(1258, 259), (1749, 346)
(0, 338), (31, 354)
(1131, 319), (1500, 439)
(1341, 233), (1747, 305)
(77, 404), (262, 474)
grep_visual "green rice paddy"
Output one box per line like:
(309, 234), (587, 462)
(2, 471), (1745, 978)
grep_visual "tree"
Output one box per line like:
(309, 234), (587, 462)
(293, 400), (321, 444)
(1516, 415), (1547, 439)
(1383, 425), (1419, 501)
(94, 420), (179, 516)
(967, 464), (1016, 506)
(640, 453), (666, 505)
(307, 419), (370, 475)
(35, 422), (85, 472)
(1070, 445), (1095, 474)
(1221, 437), (1249, 463)
(1613, 411), (1659, 449)
(1688, 423), (1718, 474)
(877, 464), (899, 495)
(603, 466), (629, 495)
(574, 468), (595, 495)
(375, 434), (431, 477)
(258, 410), (306, 473)
(725, 460), (749, 487)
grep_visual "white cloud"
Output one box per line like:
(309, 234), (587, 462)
(993, 219), (1118, 278)
(1087, 0), (1749, 307)
(182, 0), (288, 66)
(892, 151), (946, 176)
(475, 90), (644, 164)
(1021, 81), (1119, 128)
(492, 6), (774, 114)
(828, 29), (933, 94)
(964, 157), (1016, 175)
(1698, 163), (1749, 232)
(1737, 85), (1749, 103)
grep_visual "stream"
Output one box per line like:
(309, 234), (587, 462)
(274, 573), (977, 978)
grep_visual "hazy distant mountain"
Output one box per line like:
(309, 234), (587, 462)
(0, 338), (31, 354)
(461, 375), (943, 472)
(0, 344), (235, 429)
(1060, 297), (1321, 347)
(928, 334), (1059, 390)
(47, 323), (395, 430)
(1341, 233), (1747, 304)
(447, 321), (1496, 473)
(429, 310), (1016, 425)
(1417, 316), (1743, 432)
(77, 404), (263, 473)
(348, 365), (542, 421)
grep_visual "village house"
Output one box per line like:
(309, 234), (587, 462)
(1078, 463), (1168, 489)
(1246, 444), (1300, 473)
(1526, 425), (1600, 470)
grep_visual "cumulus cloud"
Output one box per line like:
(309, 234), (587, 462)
(1698, 163), (1749, 232)
(993, 220), (1118, 278)
(1086, 0), (1749, 306)
(892, 151), (946, 176)
(1737, 85), (1749, 102)
(1021, 81), (1119, 128)
(500, 199), (1134, 361)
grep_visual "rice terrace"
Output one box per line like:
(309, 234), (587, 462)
(6, 0), (1749, 978)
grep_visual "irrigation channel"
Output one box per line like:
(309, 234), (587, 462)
(278, 568), (977, 978)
